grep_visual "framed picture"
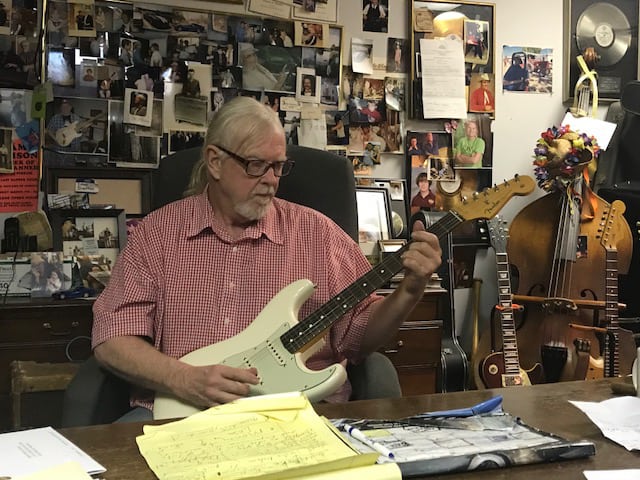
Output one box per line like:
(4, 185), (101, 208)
(563, 0), (639, 102)
(49, 208), (126, 289)
(355, 186), (392, 245)
(44, 167), (153, 215)
(409, 0), (495, 118)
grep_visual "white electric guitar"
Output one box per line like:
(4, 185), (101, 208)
(53, 112), (106, 147)
(153, 175), (536, 419)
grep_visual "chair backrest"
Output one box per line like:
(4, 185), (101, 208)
(152, 145), (358, 241)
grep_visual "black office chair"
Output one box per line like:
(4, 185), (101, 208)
(61, 145), (400, 427)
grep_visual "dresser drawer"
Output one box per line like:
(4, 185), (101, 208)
(380, 322), (441, 368)
(0, 302), (93, 343)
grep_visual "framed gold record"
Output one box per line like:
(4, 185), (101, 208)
(563, 0), (639, 103)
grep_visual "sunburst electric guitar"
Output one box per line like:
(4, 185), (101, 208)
(479, 216), (543, 388)
(154, 175), (535, 419)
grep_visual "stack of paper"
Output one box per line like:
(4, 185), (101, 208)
(138, 392), (401, 480)
(0, 427), (105, 478)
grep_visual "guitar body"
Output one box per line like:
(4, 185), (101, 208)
(55, 122), (82, 147)
(153, 280), (347, 420)
(479, 351), (543, 388)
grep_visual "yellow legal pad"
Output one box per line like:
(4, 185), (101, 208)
(137, 392), (401, 480)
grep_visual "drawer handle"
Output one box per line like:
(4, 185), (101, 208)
(384, 340), (404, 354)
(42, 321), (79, 336)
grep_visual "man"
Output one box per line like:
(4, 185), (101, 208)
(410, 172), (436, 214)
(46, 99), (82, 151)
(76, 9), (94, 30)
(454, 119), (485, 168)
(92, 96), (441, 421)
(503, 56), (528, 92)
(469, 73), (495, 113)
(363, 0), (387, 32)
(407, 136), (423, 156)
(182, 69), (201, 97)
(422, 132), (439, 156)
(240, 46), (287, 91)
(300, 75), (314, 96)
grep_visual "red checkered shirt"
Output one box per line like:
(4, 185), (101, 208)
(92, 192), (381, 409)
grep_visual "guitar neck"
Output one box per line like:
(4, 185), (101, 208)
(604, 247), (620, 377)
(495, 252), (522, 377)
(281, 211), (464, 353)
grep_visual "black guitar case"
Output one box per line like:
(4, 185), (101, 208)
(411, 211), (469, 392)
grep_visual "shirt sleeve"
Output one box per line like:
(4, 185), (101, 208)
(92, 219), (160, 349)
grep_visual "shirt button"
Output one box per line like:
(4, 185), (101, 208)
(224, 317), (230, 324)
(229, 281), (235, 288)
(232, 246), (238, 253)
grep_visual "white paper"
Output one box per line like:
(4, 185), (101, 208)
(292, 0), (337, 23)
(247, 0), (291, 19)
(570, 396), (640, 450)
(298, 118), (327, 150)
(584, 470), (640, 480)
(0, 427), (105, 477)
(420, 37), (466, 119)
(561, 112), (618, 151)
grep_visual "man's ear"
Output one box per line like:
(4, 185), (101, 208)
(205, 145), (223, 180)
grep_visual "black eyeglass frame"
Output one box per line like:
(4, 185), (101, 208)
(214, 144), (295, 178)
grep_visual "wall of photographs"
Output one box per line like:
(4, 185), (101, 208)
(41, 2), (344, 172)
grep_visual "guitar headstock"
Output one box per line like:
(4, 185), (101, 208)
(487, 216), (508, 253)
(600, 199), (627, 250)
(454, 175), (535, 222)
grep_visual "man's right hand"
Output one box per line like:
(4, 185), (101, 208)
(173, 363), (260, 408)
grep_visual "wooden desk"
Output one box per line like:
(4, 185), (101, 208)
(60, 379), (640, 479)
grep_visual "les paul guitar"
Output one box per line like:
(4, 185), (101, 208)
(154, 176), (535, 420)
(479, 216), (543, 388)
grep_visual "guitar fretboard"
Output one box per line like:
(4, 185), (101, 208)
(495, 252), (522, 377)
(281, 211), (464, 353)
(604, 247), (620, 378)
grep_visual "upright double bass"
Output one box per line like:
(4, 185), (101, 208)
(507, 179), (633, 382)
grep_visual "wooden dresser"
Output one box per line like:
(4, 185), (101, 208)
(0, 298), (93, 431)
(378, 290), (444, 396)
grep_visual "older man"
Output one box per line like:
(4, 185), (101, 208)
(92, 96), (441, 421)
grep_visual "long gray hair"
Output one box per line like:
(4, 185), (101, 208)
(184, 96), (284, 197)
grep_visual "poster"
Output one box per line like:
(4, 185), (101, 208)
(0, 136), (40, 213)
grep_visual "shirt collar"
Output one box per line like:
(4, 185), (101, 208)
(185, 190), (284, 245)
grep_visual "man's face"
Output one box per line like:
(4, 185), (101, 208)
(209, 128), (286, 222)
(60, 102), (72, 115)
(481, 80), (489, 89)
(425, 132), (433, 143)
(418, 178), (430, 192)
(465, 121), (478, 138)
(410, 138), (417, 147)
(303, 78), (312, 90)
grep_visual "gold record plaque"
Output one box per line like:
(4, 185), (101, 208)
(564, 0), (639, 102)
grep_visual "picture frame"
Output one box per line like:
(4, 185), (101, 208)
(409, 0), (495, 119)
(44, 167), (153, 215)
(355, 186), (392, 245)
(563, 0), (639, 102)
(49, 208), (126, 290)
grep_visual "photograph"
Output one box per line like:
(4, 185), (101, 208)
(0, 89), (31, 128)
(238, 42), (299, 92)
(362, 0), (387, 33)
(463, 20), (489, 65)
(355, 186), (391, 245)
(294, 22), (327, 47)
(44, 97), (109, 155)
(325, 110), (349, 146)
(116, 128), (161, 168)
(124, 88), (153, 127)
(387, 38), (407, 73)
(19, 252), (66, 297)
(351, 38), (373, 75)
(296, 67), (320, 103)
(0, 128), (12, 173)
(67, 0), (96, 37)
(468, 73), (495, 113)
(384, 77), (405, 111)
(452, 114), (493, 168)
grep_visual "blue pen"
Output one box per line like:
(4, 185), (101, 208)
(417, 395), (503, 418)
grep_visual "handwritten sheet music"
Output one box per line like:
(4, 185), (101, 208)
(137, 393), (400, 480)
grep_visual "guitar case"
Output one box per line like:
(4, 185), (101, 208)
(410, 211), (469, 392)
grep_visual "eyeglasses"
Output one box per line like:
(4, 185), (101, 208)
(215, 145), (294, 178)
